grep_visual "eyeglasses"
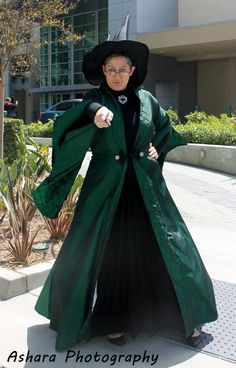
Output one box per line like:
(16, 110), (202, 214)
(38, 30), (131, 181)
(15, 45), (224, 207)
(104, 67), (132, 77)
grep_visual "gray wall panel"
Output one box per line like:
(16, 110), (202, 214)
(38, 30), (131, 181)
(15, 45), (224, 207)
(137, 0), (178, 33)
(144, 54), (197, 121)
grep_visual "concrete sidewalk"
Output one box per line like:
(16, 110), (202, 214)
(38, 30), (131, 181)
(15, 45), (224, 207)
(0, 240), (235, 368)
(0, 161), (235, 368)
(0, 224), (235, 368)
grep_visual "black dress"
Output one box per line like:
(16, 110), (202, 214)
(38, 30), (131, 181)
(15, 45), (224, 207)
(89, 84), (184, 338)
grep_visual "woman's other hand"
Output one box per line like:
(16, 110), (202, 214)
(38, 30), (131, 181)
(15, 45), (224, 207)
(148, 143), (159, 159)
(94, 106), (114, 128)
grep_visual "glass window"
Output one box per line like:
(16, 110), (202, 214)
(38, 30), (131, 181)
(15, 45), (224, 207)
(51, 52), (71, 64)
(40, 33), (49, 42)
(40, 26), (49, 35)
(74, 26), (84, 35)
(74, 61), (83, 73)
(51, 27), (63, 42)
(51, 42), (70, 53)
(40, 66), (48, 75)
(98, 34), (108, 43)
(74, 27), (96, 49)
(40, 94), (49, 111)
(40, 45), (48, 55)
(76, 36), (96, 49)
(74, 49), (87, 62)
(40, 76), (48, 87)
(74, 73), (85, 84)
(40, 66), (48, 87)
(73, 9), (107, 85)
(84, 37), (96, 48)
(51, 75), (71, 86)
(40, 8), (108, 88)
(74, 13), (95, 26)
(75, 24), (95, 34)
(52, 94), (61, 106)
(98, 9), (108, 22)
(64, 17), (71, 26)
(41, 54), (48, 65)
(51, 63), (71, 76)
(98, 22), (108, 35)
(62, 94), (71, 100)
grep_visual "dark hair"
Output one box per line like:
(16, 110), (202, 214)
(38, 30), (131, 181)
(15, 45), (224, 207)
(103, 53), (132, 67)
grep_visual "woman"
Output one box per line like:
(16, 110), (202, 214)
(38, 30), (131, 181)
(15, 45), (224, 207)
(4, 97), (17, 118)
(33, 40), (217, 351)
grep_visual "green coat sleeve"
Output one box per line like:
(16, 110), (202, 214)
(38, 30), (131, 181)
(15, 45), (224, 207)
(32, 99), (97, 219)
(148, 92), (187, 168)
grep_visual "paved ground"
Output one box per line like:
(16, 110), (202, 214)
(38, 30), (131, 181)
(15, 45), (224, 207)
(0, 159), (235, 368)
(163, 161), (236, 284)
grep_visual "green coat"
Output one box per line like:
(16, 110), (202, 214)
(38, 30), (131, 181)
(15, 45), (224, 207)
(33, 86), (217, 351)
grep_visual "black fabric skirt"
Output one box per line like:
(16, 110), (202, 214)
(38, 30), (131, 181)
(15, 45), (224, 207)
(89, 160), (184, 337)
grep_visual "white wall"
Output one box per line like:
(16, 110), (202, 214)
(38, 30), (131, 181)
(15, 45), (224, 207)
(137, 0), (178, 33)
(179, 0), (236, 27)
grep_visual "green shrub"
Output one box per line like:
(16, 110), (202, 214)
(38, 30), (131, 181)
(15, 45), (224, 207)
(166, 107), (180, 125)
(24, 121), (53, 138)
(23, 111), (236, 146)
(185, 111), (210, 124)
(219, 113), (236, 124)
(4, 118), (25, 165)
(175, 117), (236, 145)
(0, 140), (51, 263)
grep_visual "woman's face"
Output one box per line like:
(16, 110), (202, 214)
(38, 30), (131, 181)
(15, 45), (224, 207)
(102, 56), (136, 91)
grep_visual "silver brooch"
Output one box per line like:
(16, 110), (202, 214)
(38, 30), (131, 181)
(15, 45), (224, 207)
(118, 95), (128, 104)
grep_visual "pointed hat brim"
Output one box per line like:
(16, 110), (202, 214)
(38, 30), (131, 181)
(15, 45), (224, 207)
(82, 40), (149, 87)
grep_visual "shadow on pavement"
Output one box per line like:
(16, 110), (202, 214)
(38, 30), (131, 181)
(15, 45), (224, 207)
(23, 325), (200, 368)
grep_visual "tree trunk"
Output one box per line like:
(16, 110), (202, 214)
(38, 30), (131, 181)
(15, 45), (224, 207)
(0, 59), (5, 159)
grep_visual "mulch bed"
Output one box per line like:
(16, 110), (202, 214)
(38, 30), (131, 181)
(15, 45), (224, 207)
(0, 210), (62, 270)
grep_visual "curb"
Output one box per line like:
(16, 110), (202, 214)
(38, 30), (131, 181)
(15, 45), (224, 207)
(32, 137), (52, 146)
(166, 143), (236, 176)
(0, 261), (54, 300)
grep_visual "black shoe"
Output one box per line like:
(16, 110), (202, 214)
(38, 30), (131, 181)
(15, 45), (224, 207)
(108, 334), (127, 346)
(186, 328), (203, 347)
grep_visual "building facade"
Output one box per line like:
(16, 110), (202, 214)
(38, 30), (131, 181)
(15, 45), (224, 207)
(31, 0), (108, 118)
(138, 0), (236, 118)
(10, 0), (236, 122)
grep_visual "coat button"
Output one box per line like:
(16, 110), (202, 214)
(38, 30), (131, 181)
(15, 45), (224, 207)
(139, 151), (144, 157)
(115, 154), (120, 160)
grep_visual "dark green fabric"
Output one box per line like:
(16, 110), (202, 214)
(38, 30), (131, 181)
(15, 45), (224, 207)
(33, 100), (96, 218)
(33, 87), (217, 351)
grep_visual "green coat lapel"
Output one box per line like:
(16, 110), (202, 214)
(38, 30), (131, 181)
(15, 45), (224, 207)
(100, 86), (127, 154)
(133, 88), (154, 149)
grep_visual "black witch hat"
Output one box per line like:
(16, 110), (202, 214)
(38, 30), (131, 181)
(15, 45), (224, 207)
(82, 13), (149, 87)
